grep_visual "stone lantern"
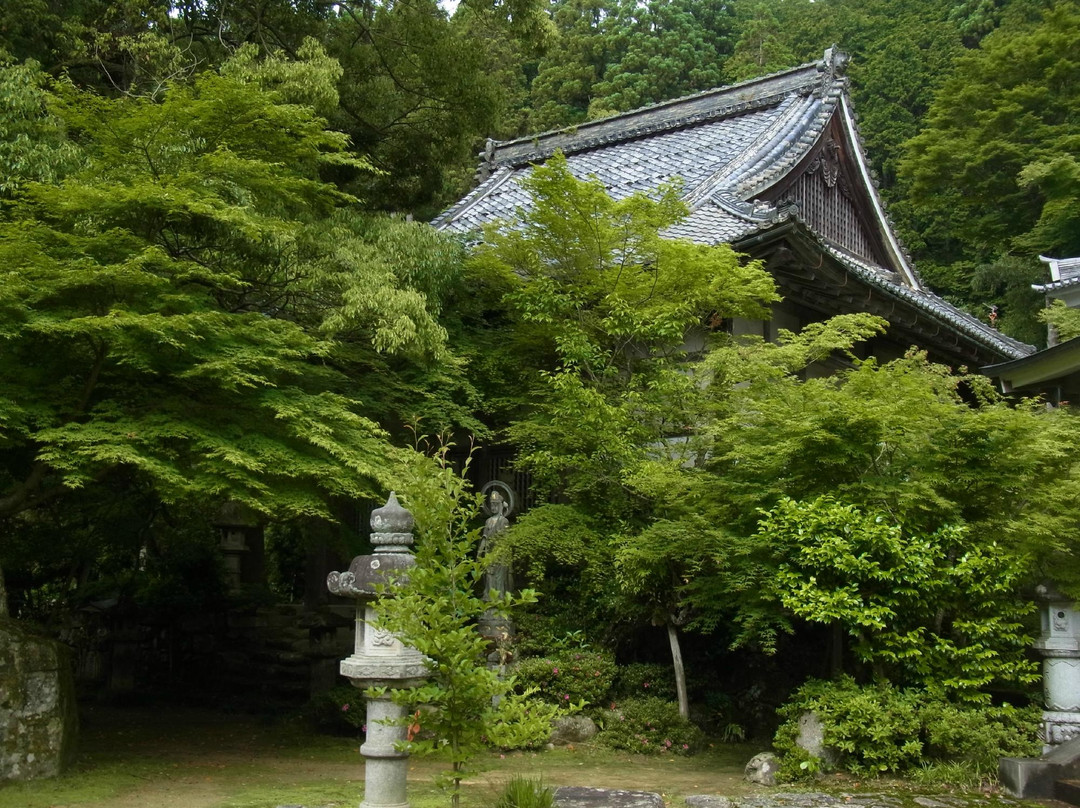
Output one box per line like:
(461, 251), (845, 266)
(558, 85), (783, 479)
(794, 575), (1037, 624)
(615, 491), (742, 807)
(214, 502), (262, 592)
(1035, 582), (1080, 750)
(327, 493), (428, 808)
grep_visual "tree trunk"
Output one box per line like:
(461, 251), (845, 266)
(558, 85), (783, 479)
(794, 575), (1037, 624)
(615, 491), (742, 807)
(667, 620), (689, 719)
(451, 756), (462, 808)
(0, 561), (8, 617)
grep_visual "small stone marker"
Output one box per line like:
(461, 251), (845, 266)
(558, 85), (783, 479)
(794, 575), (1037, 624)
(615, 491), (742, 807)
(554, 785), (665, 808)
(795, 712), (837, 767)
(0, 617), (78, 781)
(744, 752), (780, 786)
(549, 715), (599, 745)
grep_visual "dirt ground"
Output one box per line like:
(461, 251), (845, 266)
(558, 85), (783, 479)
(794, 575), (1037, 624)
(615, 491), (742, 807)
(0, 705), (757, 808)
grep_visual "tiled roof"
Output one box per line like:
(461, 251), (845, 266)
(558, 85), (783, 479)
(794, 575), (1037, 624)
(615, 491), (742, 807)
(433, 58), (840, 235)
(664, 202), (759, 244)
(1035, 256), (1080, 293)
(1039, 255), (1080, 283)
(1033, 276), (1080, 294)
(820, 244), (1034, 360)
(434, 51), (1033, 361)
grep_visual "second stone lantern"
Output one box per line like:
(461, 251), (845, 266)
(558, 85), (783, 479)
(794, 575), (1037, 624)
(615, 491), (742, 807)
(328, 493), (429, 808)
(1035, 582), (1080, 751)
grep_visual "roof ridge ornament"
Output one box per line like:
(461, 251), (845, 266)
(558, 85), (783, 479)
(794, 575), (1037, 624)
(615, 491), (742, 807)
(823, 47), (849, 79)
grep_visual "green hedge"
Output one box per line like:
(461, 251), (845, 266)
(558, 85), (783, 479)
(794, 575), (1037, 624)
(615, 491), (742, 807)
(512, 649), (617, 708)
(596, 697), (705, 755)
(774, 677), (1041, 779)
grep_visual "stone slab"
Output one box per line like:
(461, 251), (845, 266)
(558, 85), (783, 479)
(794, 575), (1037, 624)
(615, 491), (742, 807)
(554, 786), (664, 808)
(999, 729), (1080, 798)
(685, 797), (733, 808)
(550, 715), (598, 745)
(684, 795), (1013, 808)
(1000, 755), (1063, 799)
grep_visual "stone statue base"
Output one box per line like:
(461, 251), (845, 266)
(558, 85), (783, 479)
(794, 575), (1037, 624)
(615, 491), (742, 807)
(1043, 710), (1080, 752)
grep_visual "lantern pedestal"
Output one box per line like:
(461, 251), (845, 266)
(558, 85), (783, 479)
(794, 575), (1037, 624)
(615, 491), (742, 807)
(328, 493), (428, 808)
(1000, 583), (1080, 797)
(1035, 584), (1080, 752)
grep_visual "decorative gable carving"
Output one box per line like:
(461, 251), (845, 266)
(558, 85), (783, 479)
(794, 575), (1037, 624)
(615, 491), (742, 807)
(782, 159), (882, 264)
(767, 119), (889, 268)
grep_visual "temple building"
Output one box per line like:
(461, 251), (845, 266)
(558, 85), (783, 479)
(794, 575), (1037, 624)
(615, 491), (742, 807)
(435, 50), (1032, 370)
(982, 255), (1080, 404)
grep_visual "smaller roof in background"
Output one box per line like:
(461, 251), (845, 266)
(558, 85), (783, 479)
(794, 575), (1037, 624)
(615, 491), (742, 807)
(1034, 255), (1080, 294)
(982, 336), (1080, 403)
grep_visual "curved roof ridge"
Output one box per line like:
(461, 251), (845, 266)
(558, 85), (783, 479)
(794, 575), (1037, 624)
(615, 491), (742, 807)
(728, 93), (832, 198)
(484, 54), (847, 169)
(682, 94), (806, 210)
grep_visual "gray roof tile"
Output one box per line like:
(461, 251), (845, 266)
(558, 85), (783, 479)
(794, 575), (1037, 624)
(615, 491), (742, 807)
(820, 244), (1033, 359)
(434, 51), (1032, 361)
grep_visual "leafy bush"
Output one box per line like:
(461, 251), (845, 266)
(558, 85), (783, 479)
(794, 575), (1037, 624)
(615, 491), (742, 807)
(513, 612), (596, 657)
(762, 497), (1037, 701)
(921, 700), (1041, 771)
(513, 649), (617, 708)
(776, 744), (825, 781)
(614, 662), (677, 701)
(597, 697), (705, 755)
(775, 678), (922, 775)
(495, 775), (555, 808)
(486, 691), (562, 751)
(774, 677), (1040, 778)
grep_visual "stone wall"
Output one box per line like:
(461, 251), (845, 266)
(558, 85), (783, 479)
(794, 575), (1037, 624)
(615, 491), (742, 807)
(0, 617), (78, 781)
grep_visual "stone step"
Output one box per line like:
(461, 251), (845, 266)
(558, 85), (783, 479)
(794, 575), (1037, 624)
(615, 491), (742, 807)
(1057, 780), (1080, 806)
(553, 786), (664, 808)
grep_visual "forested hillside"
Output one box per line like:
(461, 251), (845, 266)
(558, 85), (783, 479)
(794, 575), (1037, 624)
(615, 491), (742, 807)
(3, 2), (1076, 326)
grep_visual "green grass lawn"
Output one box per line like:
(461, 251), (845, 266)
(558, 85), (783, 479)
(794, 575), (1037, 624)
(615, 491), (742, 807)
(0, 705), (1041, 808)
(0, 705), (757, 808)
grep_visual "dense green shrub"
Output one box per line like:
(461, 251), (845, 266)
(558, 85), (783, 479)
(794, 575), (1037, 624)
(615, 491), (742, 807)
(775, 677), (922, 775)
(597, 697), (705, 755)
(921, 700), (1042, 771)
(486, 692), (562, 751)
(614, 662), (677, 701)
(774, 677), (1040, 779)
(513, 613), (596, 657)
(512, 649), (617, 708)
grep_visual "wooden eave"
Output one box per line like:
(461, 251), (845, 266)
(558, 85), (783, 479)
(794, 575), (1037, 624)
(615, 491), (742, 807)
(982, 337), (1080, 401)
(737, 221), (1021, 367)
